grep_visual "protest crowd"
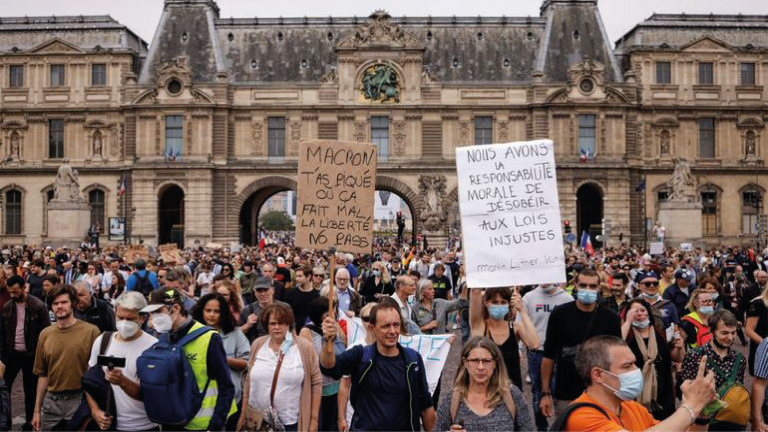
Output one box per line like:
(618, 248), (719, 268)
(0, 234), (766, 432)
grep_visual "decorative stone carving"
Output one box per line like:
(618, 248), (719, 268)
(354, 121), (367, 142)
(336, 10), (424, 50)
(290, 121), (302, 155)
(421, 66), (437, 84)
(252, 121), (264, 156)
(393, 120), (406, 156)
(111, 125), (121, 158)
(458, 121), (470, 146)
(52, 164), (85, 203)
(667, 158), (696, 202)
(156, 56), (192, 87)
(418, 175), (447, 232)
(92, 131), (103, 158)
(9, 131), (20, 160)
(497, 120), (509, 143)
(319, 67), (338, 84)
(746, 130), (757, 158)
(660, 130), (670, 156)
(360, 62), (400, 103)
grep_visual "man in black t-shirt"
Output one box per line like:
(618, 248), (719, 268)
(284, 266), (319, 331)
(427, 264), (452, 300)
(26, 259), (46, 300)
(540, 268), (621, 418)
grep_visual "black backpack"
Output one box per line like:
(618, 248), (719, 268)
(548, 402), (610, 431)
(134, 271), (154, 297)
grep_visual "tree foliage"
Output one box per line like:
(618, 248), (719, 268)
(260, 210), (294, 231)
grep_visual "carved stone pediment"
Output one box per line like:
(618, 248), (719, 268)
(336, 11), (424, 51)
(28, 38), (85, 54)
(680, 36), (733, 53)
(156, 56), (193, 87)
(652, 117), (680, 129)
(568, 58), (605, 87)
(737, 117), (764, 130)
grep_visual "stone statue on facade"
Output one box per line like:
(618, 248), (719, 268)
(667, 158), (696, 202)
(52, 164), (85, 203)
(746, 131), (757, 158)
(418, 175), (446, 232)
(9, 132), (20, 160)
(93, 131), (103, 158)
(659, 130), (670, 156)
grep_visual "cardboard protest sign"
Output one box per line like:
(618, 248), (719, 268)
(296, 140), (377, 254)
(456, 140), (566, 287)
(125, 245), (150, 265)
(342, 315), (452, 393)
(158, 244), (184, 264)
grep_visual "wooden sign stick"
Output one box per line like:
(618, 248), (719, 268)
(325, 247), (337, 354)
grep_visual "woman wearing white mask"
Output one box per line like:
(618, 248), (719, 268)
(470, 287), (539, 389)
(621, 299), (683, 420)
(681, 290), (716, 350)
(238, 303), (321, 432)
(86, 291), (158, 431)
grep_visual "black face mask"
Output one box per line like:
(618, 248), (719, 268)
(712, 336), (731, 350)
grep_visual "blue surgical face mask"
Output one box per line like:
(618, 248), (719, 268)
(372, 270), (381, 277)
(632, 319), (650, 329)
(700, 306), (714, 315)
(577, 289), (598, 305)
(280, 331), (293, 354)
(601, 368), (644, 401)
(488, 304), (509, 320)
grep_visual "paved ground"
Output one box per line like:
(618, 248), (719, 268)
(10, 331), (754, 430)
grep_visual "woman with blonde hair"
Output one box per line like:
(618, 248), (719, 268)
(680, 289), (715, 349)
(433, 337), (534, 431)
(359, 261), (394, 304)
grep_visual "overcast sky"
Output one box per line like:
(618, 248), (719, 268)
(4, 0), (767, 45)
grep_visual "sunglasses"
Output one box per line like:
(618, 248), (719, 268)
(577, 283), (599, 289)
(641, 281), (659, 287)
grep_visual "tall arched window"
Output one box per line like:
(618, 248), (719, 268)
(743, 190), (763, 234)
(89, 189), (106, 228)
(701, 190), (718, 235)
(4, 190), (22, 234)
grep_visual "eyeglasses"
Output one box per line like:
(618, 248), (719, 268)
(577, 283), (599, 289)
(641, 281), (659, 287)
(336, 278), (349, 282)
(465, 358), (495, 368)
(313, 275), (323, 278)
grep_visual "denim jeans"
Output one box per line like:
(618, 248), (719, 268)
(528, 350), (554, 431)
(461, 311), (470, 346)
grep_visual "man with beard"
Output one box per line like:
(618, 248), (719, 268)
(0, 275), (49, 431)
(32, 285), (100, 431)
(260, 262), (286, 301)
(679, 310), (746, 430)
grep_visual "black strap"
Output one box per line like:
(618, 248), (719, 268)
(548, 402), (611, 432)
(582, 308), (599, 344)
(100, 331), (114, 355)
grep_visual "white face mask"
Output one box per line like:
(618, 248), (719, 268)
(151, 312), (174, 333)
(116, 319), (140, 339)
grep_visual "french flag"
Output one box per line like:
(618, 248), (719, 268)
(117, 176), (127, 197)
(580, 230), (594, 255)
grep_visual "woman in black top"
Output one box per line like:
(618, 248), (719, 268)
(469, 287), (538, 388)
(359, 261), (394, 304)
(622, 298), (684, 420)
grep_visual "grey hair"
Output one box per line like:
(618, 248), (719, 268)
(345, 253), (354, 263)
(114, 291), (148, 313)
(416, 278), (433, 301)
(335, 267), (350, 282)
(574, 335), (626, 386)
(75, 280), (93, 295)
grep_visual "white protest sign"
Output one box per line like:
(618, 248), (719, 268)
(342, 315), (452, 394)
(456, 140), (566, 287)
(650, 242), (664, 255)
(680, 243), (693, 252)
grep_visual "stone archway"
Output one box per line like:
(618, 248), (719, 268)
(576, 182), (604, 247)
(158, 184), (185, 247)
(235, 176), (298, 245)
(375, 176), (422, 244)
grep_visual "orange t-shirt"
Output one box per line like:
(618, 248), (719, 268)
(565, 392), (659, 432)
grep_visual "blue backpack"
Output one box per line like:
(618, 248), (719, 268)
(137, 326), (213, 426)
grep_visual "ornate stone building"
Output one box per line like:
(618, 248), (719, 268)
(0, 0), (766, 247)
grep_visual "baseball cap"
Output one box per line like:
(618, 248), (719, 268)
(635, 270), (659, 284)
(675, 269), (690, 280)
(254, 277), (272, 290)
(140, 289), (185, 313)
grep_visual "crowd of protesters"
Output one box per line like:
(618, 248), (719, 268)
(0, 237), (766, 431)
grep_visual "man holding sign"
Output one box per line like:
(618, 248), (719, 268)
(319, 301), (435, 431)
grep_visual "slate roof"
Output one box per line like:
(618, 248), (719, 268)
(615, 13), (768, 54)
(0, 15), (147, 52)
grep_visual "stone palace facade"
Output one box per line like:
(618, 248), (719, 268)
(0, 0), (766, 248)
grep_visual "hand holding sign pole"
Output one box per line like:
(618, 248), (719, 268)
(325, 247), (336, 355)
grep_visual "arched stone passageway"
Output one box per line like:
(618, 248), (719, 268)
(576, 182), (604, 247)
(158, 184), (185, 247)
(235, 176), (298, 245)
